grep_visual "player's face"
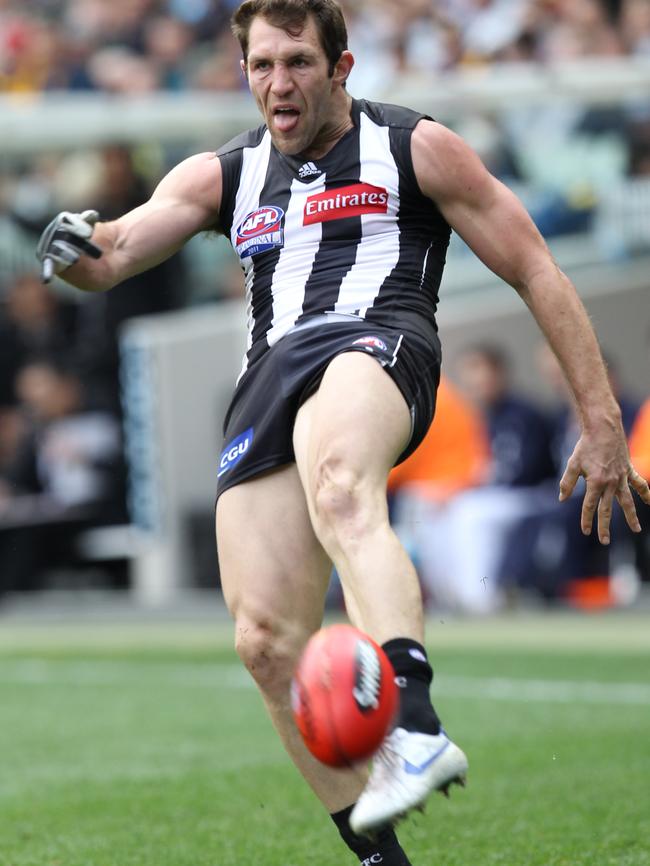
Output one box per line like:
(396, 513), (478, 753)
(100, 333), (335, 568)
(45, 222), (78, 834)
(244, 15), (353, 157)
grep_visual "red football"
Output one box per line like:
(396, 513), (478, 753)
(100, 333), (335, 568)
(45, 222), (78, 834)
(291, 624), (398, 767)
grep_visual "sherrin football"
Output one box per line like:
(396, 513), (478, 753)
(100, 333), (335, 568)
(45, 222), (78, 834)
(291, 624), (398, 767)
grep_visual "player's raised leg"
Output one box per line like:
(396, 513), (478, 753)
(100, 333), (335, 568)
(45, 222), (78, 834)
(293, 351), (468, 833)
(293, 351), (420, 643)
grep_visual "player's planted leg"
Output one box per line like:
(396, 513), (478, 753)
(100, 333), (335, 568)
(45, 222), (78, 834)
(332, 806), (413, 865)
(216, 465), (417, 863)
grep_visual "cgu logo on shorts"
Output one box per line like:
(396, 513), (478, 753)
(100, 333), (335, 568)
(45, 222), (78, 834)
(303, 183), (389, 225)
(218, 427), (254, 478)
(353, 336), (388, 353)
(361, 855), (384, 865)
(235, 206), (285, 259)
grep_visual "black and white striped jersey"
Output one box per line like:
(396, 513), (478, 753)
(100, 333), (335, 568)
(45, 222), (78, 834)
(217, 98), (451, 376)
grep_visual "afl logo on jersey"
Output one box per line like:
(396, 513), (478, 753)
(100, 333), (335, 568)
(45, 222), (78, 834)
(353, 336), (389, 353)
(236, 206), (285, 259)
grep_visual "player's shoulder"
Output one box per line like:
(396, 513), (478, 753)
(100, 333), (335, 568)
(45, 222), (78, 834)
(155, 150), (222, 200)
(411, 117), (487, 201)
(217, 124), (268, 157)
(411, 116), (461, 151)
(355, 98), (431, 131)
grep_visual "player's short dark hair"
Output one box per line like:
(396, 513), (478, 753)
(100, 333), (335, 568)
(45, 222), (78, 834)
(232, 0), (348, 77)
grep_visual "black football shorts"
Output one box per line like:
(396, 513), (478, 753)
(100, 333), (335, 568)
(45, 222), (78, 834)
(216, 315), (441, 499)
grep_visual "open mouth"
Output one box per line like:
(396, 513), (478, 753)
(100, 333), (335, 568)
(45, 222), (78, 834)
(273, 106), (301, 133)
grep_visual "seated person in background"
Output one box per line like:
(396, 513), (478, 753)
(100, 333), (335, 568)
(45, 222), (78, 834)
(74, 146), (188, 415)
(454, 342), (555, 487)
(388, 374), (490, 504)
(388, 375), (502, 613)
(498, 343), (642, 602)
(391, 342), (560, 614)
(0, 357), (126, 597)
(0, 271), (78, 408)
(407, 343), (557, 613)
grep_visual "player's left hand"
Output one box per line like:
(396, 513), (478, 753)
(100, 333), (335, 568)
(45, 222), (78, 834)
(559, 427), (650, 544)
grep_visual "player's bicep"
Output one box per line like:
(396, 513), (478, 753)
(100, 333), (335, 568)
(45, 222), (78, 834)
(413, 121), (551, 291)
(111, 152), (223, 278)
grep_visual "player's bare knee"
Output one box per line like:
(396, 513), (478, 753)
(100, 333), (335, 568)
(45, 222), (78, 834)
(311, 455), (376, 544)
(235, 617), (297, 695)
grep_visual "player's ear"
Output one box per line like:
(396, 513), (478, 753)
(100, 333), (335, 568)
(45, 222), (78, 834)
(332, 50), (354, 88)
(240, 58), (249, 81)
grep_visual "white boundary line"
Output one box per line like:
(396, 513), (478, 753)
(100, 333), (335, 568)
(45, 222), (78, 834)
(438, 674), (650, 706)
(2, 660), (650, 705)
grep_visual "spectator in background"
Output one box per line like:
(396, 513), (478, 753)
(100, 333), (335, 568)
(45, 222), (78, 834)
(72, 144), (188, 413)
(142, 15), (194, 90)
(0, 272), (78, 408)
(538, 0), (624, 61)
(539, 342), (639, 479)
(458, 0), (534, 63)
(497, 342), (642, 602)
(621, 0), (650, 55)
(0, 272), (78, 502)
(628, 125), (650, 177)
(86, 47), (162, 93)
(2, 0), (650, 98)
(190, 29), (247, 90)
(0, 15), (60, 92)
(389, 375), (496, 613)
(0, 405), (24, 481)
(389, 375), (490, 504)
(405, 342), (557, 613)
(0, 357), (126, 597)
(455, 342), (555, 486)
(392, 340), (562, 614)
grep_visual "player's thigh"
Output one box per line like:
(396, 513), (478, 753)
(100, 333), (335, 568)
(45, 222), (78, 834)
(293, 350), (412, 498)
(216, 463), (332, 637)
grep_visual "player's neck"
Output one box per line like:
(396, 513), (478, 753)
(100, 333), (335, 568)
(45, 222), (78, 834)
(302, 92), (354, 160)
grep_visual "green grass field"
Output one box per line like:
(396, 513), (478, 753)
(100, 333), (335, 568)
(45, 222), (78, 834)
(1, 611), (649, 866)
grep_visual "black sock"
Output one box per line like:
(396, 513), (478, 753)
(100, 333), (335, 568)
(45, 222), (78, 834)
(382, 638), (441, 735)
(331, 805), (413, 865)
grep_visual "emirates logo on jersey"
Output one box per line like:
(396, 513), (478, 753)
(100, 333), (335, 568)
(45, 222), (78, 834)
(303, 183), (389, 226)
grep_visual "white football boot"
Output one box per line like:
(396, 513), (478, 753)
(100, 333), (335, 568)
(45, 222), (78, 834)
(349, 727), (468, 835)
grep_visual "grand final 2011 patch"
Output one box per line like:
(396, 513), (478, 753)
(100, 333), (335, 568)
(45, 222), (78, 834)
(235, 206), (285, 258)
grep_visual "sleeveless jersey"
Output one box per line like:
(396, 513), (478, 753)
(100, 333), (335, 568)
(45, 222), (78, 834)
(217, 98), (451, 377)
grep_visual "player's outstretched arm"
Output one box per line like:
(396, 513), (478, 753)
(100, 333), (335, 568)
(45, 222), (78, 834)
(412, 119), (650, 543)
(36, 152), (223, 292)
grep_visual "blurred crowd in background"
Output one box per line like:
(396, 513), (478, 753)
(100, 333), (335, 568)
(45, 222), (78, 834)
(387, 344), (650, 615)
(1, 0), (650, 607)
(1, 0), (650, 94)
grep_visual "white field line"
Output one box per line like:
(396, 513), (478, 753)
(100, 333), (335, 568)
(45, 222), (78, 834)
(0, 659), (251, 688)
(1, 659), (650, 706)
(437, 675), (650, 706)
